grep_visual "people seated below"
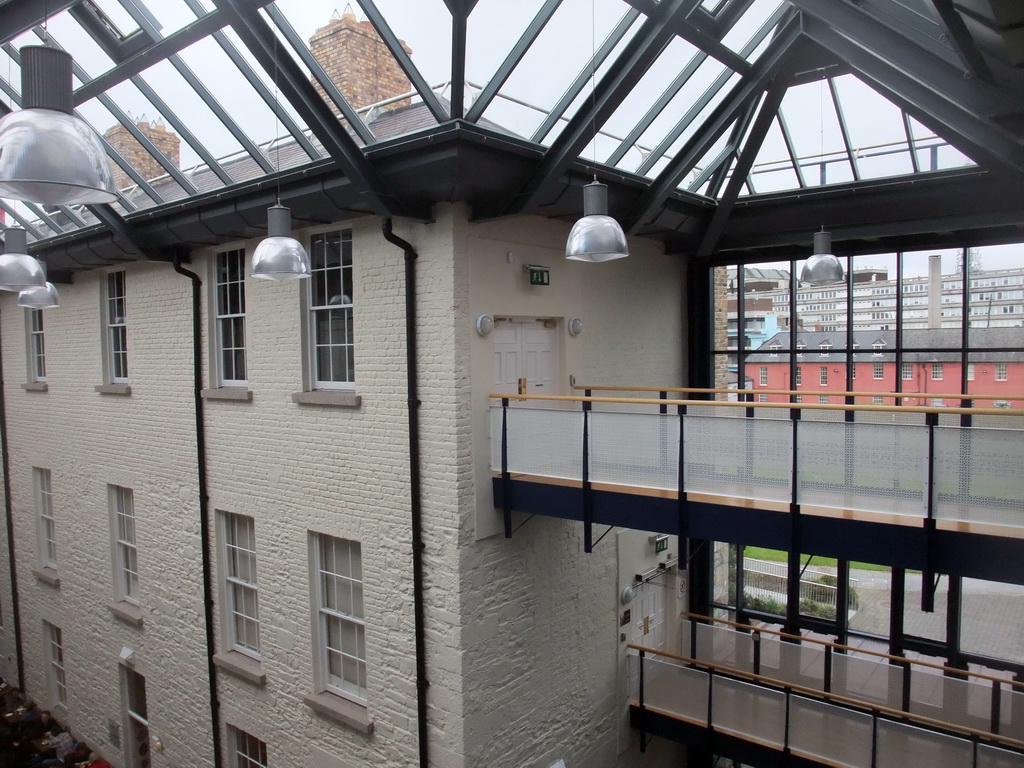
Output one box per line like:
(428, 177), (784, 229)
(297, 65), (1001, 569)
(20, 725), (76, 768)
(73, 754), (110, 768)
(14, 706), (53, 742)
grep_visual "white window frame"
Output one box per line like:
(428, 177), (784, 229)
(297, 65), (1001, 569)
(308, 229), (355, 390)
(995, 363), (1008, 381)
(819, 366), (828, 386)
(121, 666), (149, 768)
(794, 366), (802, 386)
(967, 363), (975, 381)
(872, 396), (884, 404)
(759, 366), (767, 386)
(873, 362), (884, 380)
(26, 308), (46, 382)
(105, 271), (129, 383)
(931, 362), (943, 380)
(35, 468), (56, 569)
(220, 511), (260, 657)
(229, 725), (268, 768)
(901, 361), (913, 380)
(44, 622), (66, 706)
(818, 395), (829, 404)
(313, 533), (366, 703)
(110, 486), (139, 605)
(214, 249), (248, 386)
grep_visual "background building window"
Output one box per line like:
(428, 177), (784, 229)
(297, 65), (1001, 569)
(901, 362), (913, 380)
(229, 725), (268, 768)
(996, 363), (1008, 381)
(44, 622), (66, 706)
(795, 366), (802, 386)
(759, 366), (767, 386)
(967, 363), (975, 381)
(872, 396), (884, 404)
(111, 486), (138, 604)
(873, 362), (884, 379)
(932, 362), (943, 380)
(314, 534), (366, 702)
(105, 271), (128, 383)
(222, 512), (260, 657)
(818, 395), (829, 404)
(215, 249), (247, 385)
(819, 366), (827, 386)
(309, 229), (354, 389)
(35, 468), (56, 569)
(27, 309), (45, 382)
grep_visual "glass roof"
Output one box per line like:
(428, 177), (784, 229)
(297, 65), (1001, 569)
(0, 0), (1001, 248)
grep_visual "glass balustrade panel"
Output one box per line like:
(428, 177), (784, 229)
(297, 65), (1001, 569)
(589, 411), (679, 490)
(694, 622), (754, 672)
(933, 426), (1024, 530)
(831, 652), (903, 709)
(490, 406), (584, 480)
(642, 658), (710, 725)
(711, 676), (786, 747)
(876, 720), (973, 768)
(683, 415), (791, 502)
(789, 695), (873, 768)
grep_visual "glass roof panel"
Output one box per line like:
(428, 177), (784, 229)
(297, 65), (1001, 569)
(479, 0), (635, 141)
(833, 75), (915, 181)
(466, 0), (549, 97)
(133, 0), (202, 39)
(602, 36), (705, 173)
(720, 0), (785, 62)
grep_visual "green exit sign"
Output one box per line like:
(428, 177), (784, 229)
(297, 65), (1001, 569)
(526, 265), (550, 286)
(655, 538), (668, 553)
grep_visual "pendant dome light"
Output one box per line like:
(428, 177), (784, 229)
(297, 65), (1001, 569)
(17, 257), (60, 308)
(0, 226), (46, 292)
(565, 180), (629, 262)
(799, 228), (844, 285)
(250, 203), (310, 281)
(0, 46), (116, 205)
(249, 29), (310, 281)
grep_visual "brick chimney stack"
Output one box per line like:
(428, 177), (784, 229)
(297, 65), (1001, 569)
(309, 6), (413, 116)
(103, 118), (181, 190)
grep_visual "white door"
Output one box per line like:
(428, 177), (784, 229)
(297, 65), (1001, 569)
(631, 581), (667, 651)
(493, 319), (557, 396)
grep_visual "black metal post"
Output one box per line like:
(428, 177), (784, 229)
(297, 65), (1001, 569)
(638, 649), (647, 753)
(501, 397), (512, 539)
(583, 399), (593, 553)
(921, 411), (938, 613)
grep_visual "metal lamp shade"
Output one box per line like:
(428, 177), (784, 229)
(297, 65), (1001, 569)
(0, 227), (46, 291)
(250, 204), (311, 281)
(800, 230), (844, 285)
(566, 181), (628, 263)
(0, 47), (116, 205)
(18, 281), (60, 309)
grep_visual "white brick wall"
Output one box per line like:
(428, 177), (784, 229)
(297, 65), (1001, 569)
(0, 203), (684, 768)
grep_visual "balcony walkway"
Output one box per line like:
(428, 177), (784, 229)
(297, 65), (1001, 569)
(628, 613), (1024, 767)
(490, 389), (1024, 585)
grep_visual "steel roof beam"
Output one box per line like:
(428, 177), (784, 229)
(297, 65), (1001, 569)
(829, 76), (860, 182)
(706, 94), (760, 199)
(927, 0), (994, 83)
(0, 0), (78, 43)
(448, 6), (469, 119)
(531, 8), (640, 145)
(214, 0), (404, 218)
(262, 5), (377, 147)
(503, 0), (700, 217)
(792, 1), (1024, 173)
(87, 204), (166, 261)
(358, 0), (448, 123)
(464, 0), (562, 124)
(696, 74), (789, 258)
(622, 13), (801, 234)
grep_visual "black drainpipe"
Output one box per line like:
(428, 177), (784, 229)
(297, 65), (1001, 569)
(0, 310), (25, 690)
(172, 254), (223, 768)
(381, 218), (428, 768)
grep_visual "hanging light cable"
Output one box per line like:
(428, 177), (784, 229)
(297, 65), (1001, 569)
(250, 28), (310, 281)
(800, 74), (843, 286)
(565, 0), (628, 263)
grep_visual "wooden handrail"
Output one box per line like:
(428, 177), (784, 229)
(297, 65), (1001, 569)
(490, 393), (1019, 417)
(574, 384), (1024, 402)
(627, 643), (1024, 752)
(683, 611), (1024, 692)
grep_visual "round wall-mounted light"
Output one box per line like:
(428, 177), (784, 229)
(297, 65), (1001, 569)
(475, 314), (494, 336)
(568, 317), (583, 336)
(620, 585), (637, 605)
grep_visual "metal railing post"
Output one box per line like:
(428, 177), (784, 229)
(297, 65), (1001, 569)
(638, 649), (647, 753)
(922, 411), (938, 612)
(583, 398), (594, 553)
(501, 397), (512, 538)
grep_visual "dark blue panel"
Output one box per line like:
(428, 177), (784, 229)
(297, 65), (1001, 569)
(593, 489), (678, 534)
(802, 516), (927, 570)
(688, 501), (790, 549)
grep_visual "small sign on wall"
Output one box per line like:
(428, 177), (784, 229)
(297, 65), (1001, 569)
(524, 264), (550, 286)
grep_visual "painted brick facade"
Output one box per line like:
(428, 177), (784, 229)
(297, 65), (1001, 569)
(0, 205), (684, 768)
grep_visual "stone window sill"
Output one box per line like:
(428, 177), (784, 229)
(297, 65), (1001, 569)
(292, 391), (361, 408)
(95, 383), (132, 396)
(33, 566), (60, 588)
(213, 651), (266, 686)
(108, 601), (143, 627)
(303, 692), (373, 734)
(201, 388), (253, 402)
(21, 382), (47, 392)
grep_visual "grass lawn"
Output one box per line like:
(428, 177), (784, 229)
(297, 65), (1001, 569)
(744, 546), (891, 572)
